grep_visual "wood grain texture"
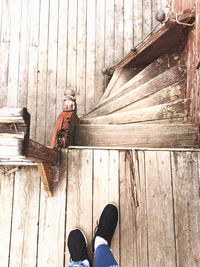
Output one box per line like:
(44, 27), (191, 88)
(116, 80), (185, 113)
(75, 123), (199, 148)
(0, 0), (176, 144)
(135, 151), (148, 266)
(171, 151), (200, 266)
(65, 149), (93, 262)
(9, 167), (40, 267)
(45, 0), (59, 145)
(37, 151), (67, 267)
(0, 172), (14, 266)
(82, 100), (187, 125)
(93, 150), (120, 262)
(85, 65), (186, 118)
(27, 0), (40, 140)
(119, 151), (136, 265)
(94, 53), (181, 112)
(145, 151), (176, 266)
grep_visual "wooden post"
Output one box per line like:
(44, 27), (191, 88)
(37, 162), (54, 197)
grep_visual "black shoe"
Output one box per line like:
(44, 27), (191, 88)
(67, 228), (90, 263)
(92, 204), (118, 253)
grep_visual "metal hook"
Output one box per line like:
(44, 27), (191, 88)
(175, 13), (195, 27)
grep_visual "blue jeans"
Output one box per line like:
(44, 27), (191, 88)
(66, 244), (119, 267)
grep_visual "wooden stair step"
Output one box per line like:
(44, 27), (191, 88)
(115, 80), (186, 113)
(81, 99), (190, 125)
(99, 53), (181, 107)
(99, 68), (140, 104)
(75, 124), (199, 148)
(85, 65), (186, 118)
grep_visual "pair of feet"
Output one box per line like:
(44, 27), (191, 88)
(68, 204), (118, 264)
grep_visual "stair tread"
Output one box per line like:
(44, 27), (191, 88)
(81, 99), (190, 125)
(99, 53), (181, 107)
(99, 68), (140, 104)
(84, 65), (186, 119)
(75, 123), (199, 148)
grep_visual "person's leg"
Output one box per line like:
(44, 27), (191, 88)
(93, 204), (120, 267)
(66, 229), (91, 267)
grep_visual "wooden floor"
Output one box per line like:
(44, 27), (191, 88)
(0, 148), (200, 267)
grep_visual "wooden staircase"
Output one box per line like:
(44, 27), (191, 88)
(75, 52), (199, 148)
(75, 12), (199, 148)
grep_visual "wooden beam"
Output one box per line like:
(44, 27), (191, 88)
(37, 162), (54, 197)
(0, 107), (30, 124)
(82, 100), (189, 125)
(105, 10), (195, 75)
(27, 139), (59, 164)
(75, 124), (200, 148)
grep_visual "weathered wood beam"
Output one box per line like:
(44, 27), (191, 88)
(27, 139), (59, 165)
(0, 107), (30, 124)
(37, 162), (54, 197)
(75, 124), (199, 148)
(82, 100), (190, 125)
(105, 9), (194, 75)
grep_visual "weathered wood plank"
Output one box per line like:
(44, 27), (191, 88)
(134, 151), (148, 266)
(99, 68), (123, 104)
(75, 124), (199, 148)
(82, 100), (187, 125)
(119, 151), (136, 265)
(36, 0), (49, 144)
(0, 107), (30, 123)
(95, 0), (105, 106)
(93, 150), (119, 262)
(108, 23), (185, 75)
(133, 0), (143, 46)
(7, 0), (22, 107)
(145, 151), (176, 266)
(97, 53), (181, 109)
(67, 0), (77, 92)
(171, 151), (200, 266)
(0, 172), (14, 266)
(27, 0), (40, 140)
(37, 162), (54, 197)
(56, 0), (68, 117)
(108, 68), (140, 98)
(76, 0), (86, 116)
(85, 65), (185, 118)
(46, 0), (59, 145)
(27, 139), (59, 164)
(116, 80), (185, 113)
(65, 149), (93, 262)
(37, 151), (67, 267)
(9, 167), (40, 267)
(123, 0), (134, 56)
(86, 0), (96, 113)
(0, 0), (10, 106)
(114, 0), (123, 63)
(17, 0), (30, 107)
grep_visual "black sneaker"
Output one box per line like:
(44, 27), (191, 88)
(92, 204), (118, 253)
(67, 228), (90, 263)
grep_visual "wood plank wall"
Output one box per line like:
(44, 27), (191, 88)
(0, 148), (200, 266)
(0, 0), (168, 145)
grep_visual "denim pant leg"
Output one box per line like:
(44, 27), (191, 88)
(66, 262), (88, 267)
(94, 244), (120, 267)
